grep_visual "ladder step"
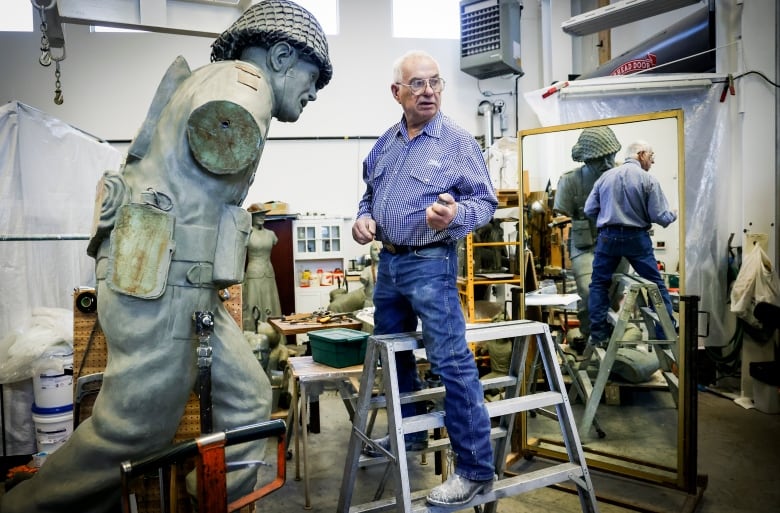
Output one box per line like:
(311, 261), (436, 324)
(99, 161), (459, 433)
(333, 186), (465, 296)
(639, 306), (660, 322)
(364, 375), (518, 410)
(348, 463), (585, 513)
(368, 321), (551, 354)
(464, 320), (549, 342)
(400, 392), (563, 434)
(357, 426), (511, 467)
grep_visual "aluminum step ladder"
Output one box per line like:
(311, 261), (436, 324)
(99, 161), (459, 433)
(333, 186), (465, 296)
(337, 320), (599, 513)
(576, 274), (679, 436)
(526, 332), (608, 439)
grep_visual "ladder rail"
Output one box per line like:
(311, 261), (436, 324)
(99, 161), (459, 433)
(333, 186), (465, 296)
(379, 339), (415, 511)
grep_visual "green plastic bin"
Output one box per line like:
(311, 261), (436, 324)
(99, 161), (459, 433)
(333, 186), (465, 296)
(308, 328), (368, 368)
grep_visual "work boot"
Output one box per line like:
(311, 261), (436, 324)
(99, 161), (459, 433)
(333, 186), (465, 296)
(362, 433), (428, 458)
(587, 335), (607, 348)
(426, 473), (495, 506)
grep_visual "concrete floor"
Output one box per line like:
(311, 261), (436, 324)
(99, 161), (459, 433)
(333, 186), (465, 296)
(2, 382), (777, 512)
(253, 386), (780, 513)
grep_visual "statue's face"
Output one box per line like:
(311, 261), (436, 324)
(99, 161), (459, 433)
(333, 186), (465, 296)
(275, 57), (320, 122)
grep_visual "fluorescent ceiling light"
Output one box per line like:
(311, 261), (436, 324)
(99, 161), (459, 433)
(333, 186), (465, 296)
(562, 0), (702, 36)
(558, 77), (713, 98)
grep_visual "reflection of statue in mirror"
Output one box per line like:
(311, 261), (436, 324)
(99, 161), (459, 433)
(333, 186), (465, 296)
(585, 140), (678, 347)
(243, 204), (282, 332)
(0, 2), (333, 512)
(553, 126), (628, 350)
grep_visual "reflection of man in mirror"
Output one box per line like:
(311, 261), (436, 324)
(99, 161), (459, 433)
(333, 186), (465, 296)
(585, 140), (678, 347)
(0, 2), (332, 512)
(553, 126), (627, 350)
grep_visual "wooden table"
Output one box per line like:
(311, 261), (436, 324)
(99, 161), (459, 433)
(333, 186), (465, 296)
(268, 315), (366, 509)
(267, 315), (363, 336)
(286, 356), (365, 510)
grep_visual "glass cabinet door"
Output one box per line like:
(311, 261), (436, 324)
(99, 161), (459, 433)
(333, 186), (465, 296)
(297, 226), (317, 254)
(319, 224), (341, 254)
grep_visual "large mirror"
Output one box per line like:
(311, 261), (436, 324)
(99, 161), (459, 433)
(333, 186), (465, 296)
(517, 110), (694, 492)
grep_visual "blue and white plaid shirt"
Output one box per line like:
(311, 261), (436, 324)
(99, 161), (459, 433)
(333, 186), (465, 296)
(356, 111), (497, 247)
(585, 158), (677, 229)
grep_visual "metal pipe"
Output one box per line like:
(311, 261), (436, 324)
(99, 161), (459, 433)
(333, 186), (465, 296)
(478, 100), (494, 148)
(0, 234), (89, 241)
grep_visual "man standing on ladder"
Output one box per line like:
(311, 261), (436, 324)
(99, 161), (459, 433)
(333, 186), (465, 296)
(585, 140), (678, 348)
(351, 50), (497, 507)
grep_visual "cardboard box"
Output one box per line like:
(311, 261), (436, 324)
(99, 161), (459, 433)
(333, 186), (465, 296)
(262, 201), (288, 215)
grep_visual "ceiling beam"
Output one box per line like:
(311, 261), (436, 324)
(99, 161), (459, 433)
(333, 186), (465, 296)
(55, 0), (253, 37)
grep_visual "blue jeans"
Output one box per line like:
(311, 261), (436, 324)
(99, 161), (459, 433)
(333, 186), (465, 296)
(588, 228), (675, 343)
(373, 243), (494, 481)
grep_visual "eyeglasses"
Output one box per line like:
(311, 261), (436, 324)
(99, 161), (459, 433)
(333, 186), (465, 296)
(395, 77), (446, 95)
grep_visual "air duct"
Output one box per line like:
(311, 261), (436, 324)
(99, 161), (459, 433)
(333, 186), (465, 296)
(561, 0), (701, 37)
(575, 3), (714, 80)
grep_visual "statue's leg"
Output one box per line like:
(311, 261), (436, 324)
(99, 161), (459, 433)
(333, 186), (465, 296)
(208, 302), (273, 501)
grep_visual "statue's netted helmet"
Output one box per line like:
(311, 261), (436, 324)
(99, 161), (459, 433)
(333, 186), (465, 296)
(211, 0), (332, 90)
(571, 126), (621, 162)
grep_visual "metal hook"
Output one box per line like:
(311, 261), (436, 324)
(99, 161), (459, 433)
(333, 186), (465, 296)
(54, 90), (64, 105)
(49, 45), (66, 63)
(39, 51), (51, 67)
(31, 0), (56, 9)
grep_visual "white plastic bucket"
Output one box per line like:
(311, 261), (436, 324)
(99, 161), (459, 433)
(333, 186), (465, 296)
(32, 347), (74, 409)
(31, 403), (74, 454)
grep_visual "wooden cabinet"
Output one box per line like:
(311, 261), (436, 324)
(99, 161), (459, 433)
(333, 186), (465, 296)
(264, 216), (296, 316)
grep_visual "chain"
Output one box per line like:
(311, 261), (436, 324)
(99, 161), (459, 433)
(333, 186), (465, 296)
(54, 60), (63, 105)
(36, 1), (51, 66)
(32, 0), (65, 105)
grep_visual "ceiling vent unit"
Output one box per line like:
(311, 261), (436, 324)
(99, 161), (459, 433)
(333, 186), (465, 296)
(459, 0), (524, 80)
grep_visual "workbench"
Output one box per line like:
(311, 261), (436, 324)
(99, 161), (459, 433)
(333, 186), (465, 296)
(286, 356), (365, 510)
(267, 315), (363, 336)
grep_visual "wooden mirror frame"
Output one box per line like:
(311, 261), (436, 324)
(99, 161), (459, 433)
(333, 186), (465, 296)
(516, 110), (696, 492)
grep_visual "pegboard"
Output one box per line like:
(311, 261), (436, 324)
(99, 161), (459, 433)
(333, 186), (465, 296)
(72, 285), (246, 513)
(72, 285), (242, 436)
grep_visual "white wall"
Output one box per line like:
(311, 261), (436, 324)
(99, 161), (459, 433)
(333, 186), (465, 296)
(0, 0), (544, 264)
(0, 0), (776, 270)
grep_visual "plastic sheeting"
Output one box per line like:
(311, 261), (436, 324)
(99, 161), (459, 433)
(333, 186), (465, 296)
(0, 101), (122, 454)
(0, 102), (122, 337)
(524, 74), (732, 347)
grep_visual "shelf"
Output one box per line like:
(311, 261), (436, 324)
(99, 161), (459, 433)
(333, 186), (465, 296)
(457, 232), (524, 323)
